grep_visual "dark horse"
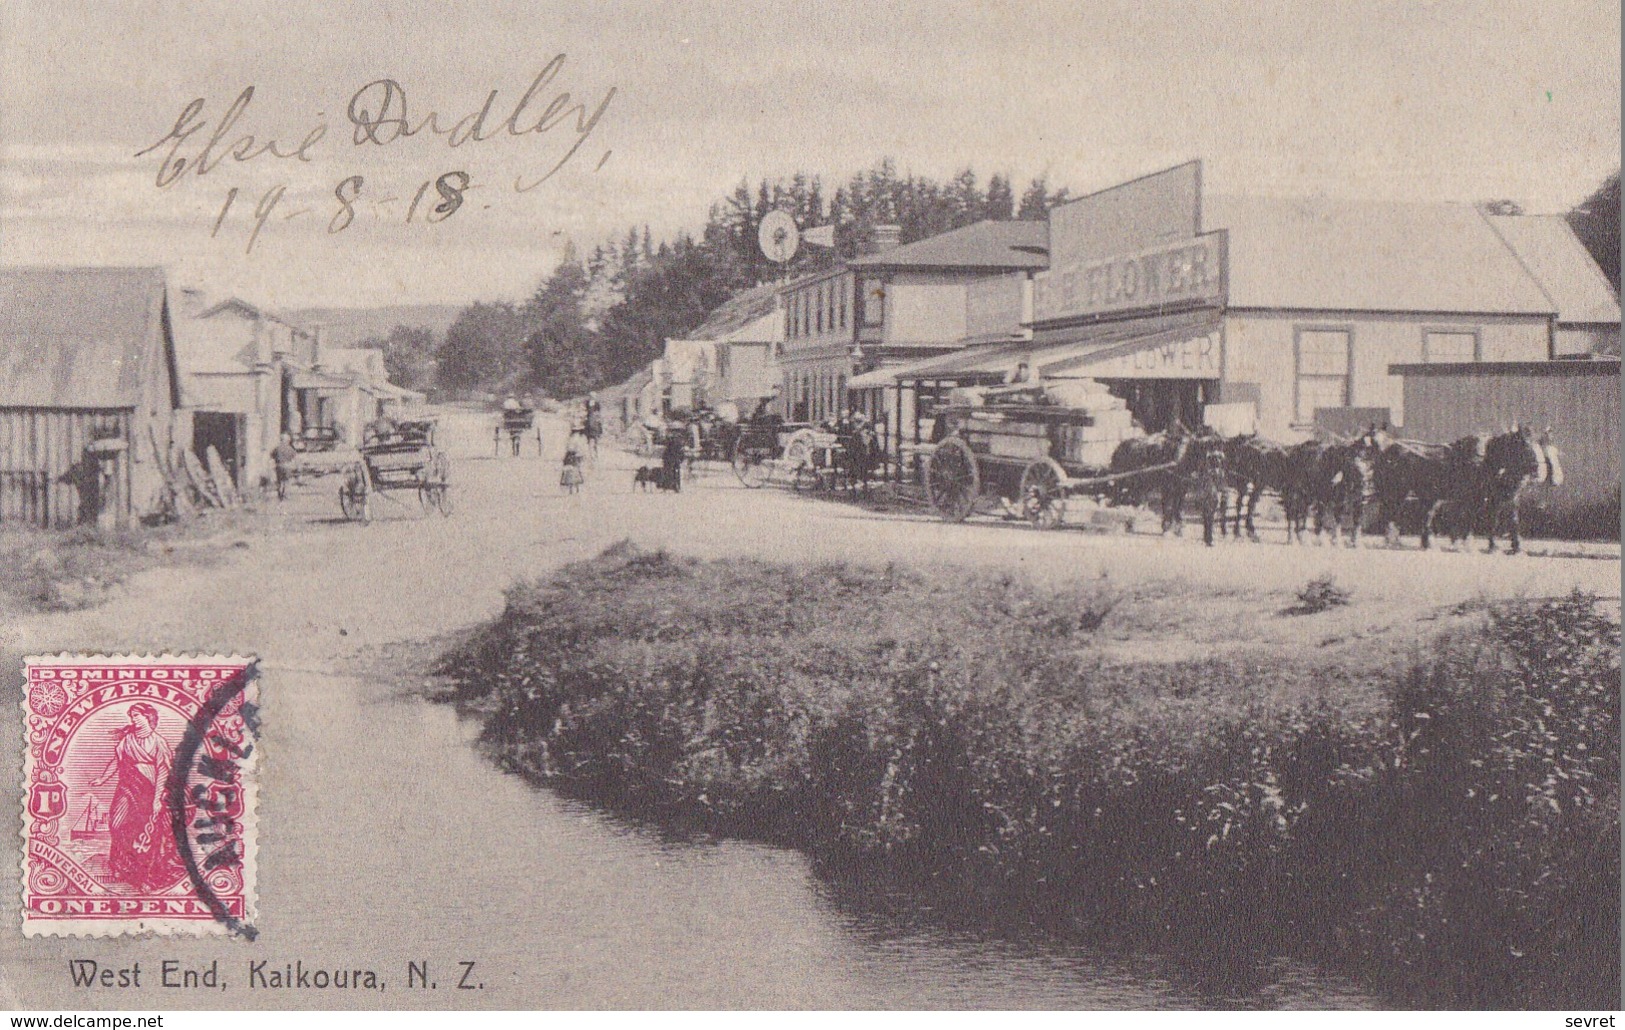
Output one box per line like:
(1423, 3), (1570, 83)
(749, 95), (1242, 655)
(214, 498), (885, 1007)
(1373, 425), (1562, 553)
(1280, 431), (1379, 546)
(1476, 425), (1563, 553)
(1219, 434), (1294, 541)
(1109, 420), (1194, 534)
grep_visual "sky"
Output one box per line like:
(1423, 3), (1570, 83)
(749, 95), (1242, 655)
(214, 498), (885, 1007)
(2, 0), (1619, 309)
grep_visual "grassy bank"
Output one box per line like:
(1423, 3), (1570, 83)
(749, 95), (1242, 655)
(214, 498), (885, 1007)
(438, 543), (1619, 1008)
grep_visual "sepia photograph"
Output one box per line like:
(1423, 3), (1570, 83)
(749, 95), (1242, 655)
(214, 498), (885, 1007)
(1, 0), (1620, 1016)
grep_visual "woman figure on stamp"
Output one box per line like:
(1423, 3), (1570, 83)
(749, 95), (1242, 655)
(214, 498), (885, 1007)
(92, 702), (183, 889)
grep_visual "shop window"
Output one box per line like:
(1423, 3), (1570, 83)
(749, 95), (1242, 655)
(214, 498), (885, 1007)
(1424, 330), (1478, 363)
(1295, 329), (1350, 424)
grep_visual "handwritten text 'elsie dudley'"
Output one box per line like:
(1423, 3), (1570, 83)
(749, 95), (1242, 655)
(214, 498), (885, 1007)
(133, 55), (614, 251)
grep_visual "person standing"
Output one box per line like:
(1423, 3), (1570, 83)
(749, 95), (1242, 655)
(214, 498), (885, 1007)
(91, 703), (183, 890)
(560, 437), (585, 494)
(660, 421), (686, 493)
(271, 432), (299, 500)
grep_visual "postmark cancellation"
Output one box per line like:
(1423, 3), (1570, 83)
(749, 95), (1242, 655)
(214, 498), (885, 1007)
(20, 655), (259, 937)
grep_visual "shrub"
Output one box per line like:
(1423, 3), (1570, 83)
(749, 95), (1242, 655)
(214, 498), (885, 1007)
(440, 547), (1619, 1007)
(1292, 574), (1351, 614)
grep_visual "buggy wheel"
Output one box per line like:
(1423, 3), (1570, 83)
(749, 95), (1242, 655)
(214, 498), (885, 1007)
(339, 465), (371, 523)
(432, 485), (453, 516)
(781, 429), (815, 471)
(925, 436), (979, 522)
(732, 440), (770, 488)
(1020, 458), (1067, 530)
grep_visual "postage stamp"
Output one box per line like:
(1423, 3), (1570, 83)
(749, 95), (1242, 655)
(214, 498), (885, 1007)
(19, 655), (259, 937)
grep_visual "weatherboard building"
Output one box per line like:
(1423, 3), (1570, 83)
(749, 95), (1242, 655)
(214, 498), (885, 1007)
(861, 160), (1619, 451)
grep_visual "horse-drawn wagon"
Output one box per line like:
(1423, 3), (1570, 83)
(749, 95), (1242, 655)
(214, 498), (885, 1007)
(923, 384), (1198, 530)
(340, 418), (452, 522)
(494, 406), (542, 457)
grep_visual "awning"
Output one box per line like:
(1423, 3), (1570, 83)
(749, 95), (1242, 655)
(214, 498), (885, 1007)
(848, 350), (1008, 390)
(869, 315), (1223, 385)
(290, 369), (357, 390)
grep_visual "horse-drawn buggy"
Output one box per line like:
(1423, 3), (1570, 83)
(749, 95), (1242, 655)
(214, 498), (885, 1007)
(494, 405), (542, 457)
(340, 417), (452, 522)
(731, 417), (884, 493)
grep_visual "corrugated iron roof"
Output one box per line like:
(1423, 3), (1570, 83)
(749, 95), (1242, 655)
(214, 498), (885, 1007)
(1485, 215), (1621, 324)
(848, 219), (1050, 269)
(1205, 196), (1556, 315)
(689, 283), (781, 340)
(0, 266), (175, 408)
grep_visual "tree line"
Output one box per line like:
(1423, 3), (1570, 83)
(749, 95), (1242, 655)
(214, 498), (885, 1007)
(365, 164), (1622, 399)
(361, 159), (1071, 400)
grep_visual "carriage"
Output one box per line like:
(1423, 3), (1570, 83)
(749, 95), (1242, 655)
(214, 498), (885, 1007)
(494, 406), (542, 457)
(340, 418), (452, 522)
(730, 420), (883, 492)
(924, 401), (1169, 528)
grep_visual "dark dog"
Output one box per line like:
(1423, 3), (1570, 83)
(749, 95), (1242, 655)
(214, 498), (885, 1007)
(633, 466), (659, 491)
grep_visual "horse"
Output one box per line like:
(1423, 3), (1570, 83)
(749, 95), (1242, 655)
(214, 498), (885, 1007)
(1219, 434), (1295, 541)
(1109, 420), (1194, 534)
(1475, 425), (1563, 554)
(1311, 432), (1380, 547)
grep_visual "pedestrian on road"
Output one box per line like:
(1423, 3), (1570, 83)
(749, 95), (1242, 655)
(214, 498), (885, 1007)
(660, 423), (686, 493)
(271, 433), (299, 501)
(560, 438), (585, 495)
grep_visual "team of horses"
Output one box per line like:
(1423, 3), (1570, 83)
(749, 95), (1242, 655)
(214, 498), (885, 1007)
(1107, 420), (1564, 552)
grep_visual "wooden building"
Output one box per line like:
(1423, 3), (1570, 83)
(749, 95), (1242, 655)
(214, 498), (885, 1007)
(0, 267), (181, 528)
(1391, 358), (1620, 536)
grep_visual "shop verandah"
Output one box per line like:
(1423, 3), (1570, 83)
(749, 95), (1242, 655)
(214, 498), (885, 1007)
(848, 314), (1226, 480)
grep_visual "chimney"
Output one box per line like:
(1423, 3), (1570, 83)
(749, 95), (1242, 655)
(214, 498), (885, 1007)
(310, 324), (325, 369)
(865, 224), (902, 255)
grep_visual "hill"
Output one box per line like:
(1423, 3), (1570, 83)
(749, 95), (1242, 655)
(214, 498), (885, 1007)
(288, 305), (463, 348)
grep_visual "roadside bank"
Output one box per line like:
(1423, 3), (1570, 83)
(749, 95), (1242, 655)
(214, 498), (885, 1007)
(439, 543), (1621, 1009)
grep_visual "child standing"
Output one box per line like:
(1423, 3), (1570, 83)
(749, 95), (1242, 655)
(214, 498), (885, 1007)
(560, 437), (585, 494)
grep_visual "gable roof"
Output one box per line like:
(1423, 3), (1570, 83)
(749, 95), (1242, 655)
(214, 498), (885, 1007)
(0, 266), (179, 408)
(848, 219), (1050, 270)
(689, 283), (781, 340)
(1204, 196), (1556, 315)
(1485, 214), (1621, 324)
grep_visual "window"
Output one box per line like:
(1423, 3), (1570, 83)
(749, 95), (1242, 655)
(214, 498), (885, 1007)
(861, 278), (885, 326)
(1295, 329), (1350, 424)
(1424, 330), (1477, 363)
(838, 278), (848, 329)
(816, 284), (825, 334)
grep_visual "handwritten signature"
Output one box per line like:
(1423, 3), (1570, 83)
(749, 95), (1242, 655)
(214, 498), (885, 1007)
(134, 54), (616, 193)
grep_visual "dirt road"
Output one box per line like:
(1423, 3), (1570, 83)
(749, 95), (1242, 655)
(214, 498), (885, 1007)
(4, 403), (1618, 680)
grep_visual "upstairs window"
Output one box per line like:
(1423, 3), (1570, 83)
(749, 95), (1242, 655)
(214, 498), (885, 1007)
(861, 279), (885, 326)
(1424, 330), (1478, 363)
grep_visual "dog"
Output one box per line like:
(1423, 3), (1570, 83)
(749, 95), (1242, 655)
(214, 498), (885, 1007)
(633, 466), (659, 492)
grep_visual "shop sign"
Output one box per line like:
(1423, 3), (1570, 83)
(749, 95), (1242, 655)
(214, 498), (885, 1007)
(1078, 329), (1222, 380)
(1034, 233), (1224, 322)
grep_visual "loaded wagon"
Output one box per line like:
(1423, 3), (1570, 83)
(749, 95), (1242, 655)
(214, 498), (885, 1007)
(924, 383), (1171, 528)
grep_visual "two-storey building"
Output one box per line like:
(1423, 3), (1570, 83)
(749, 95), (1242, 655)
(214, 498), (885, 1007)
(776, 220), (1048, 425)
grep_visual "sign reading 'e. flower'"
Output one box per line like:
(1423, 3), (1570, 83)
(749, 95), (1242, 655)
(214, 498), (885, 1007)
(1034, 234), (1225, 322)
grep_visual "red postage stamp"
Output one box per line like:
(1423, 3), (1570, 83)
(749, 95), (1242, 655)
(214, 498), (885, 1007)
(20, 655), (259, 937)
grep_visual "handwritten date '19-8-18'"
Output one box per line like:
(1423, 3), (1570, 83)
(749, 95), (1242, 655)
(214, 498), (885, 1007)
(212, 172), (471, 254)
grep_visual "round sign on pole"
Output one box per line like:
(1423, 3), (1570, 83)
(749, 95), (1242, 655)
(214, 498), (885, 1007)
(758, 210), (800, 264)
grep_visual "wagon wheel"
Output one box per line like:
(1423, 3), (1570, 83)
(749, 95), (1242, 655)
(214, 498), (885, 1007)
(339, 464), (371, 523)
(1020, 458), (1067, 530)
(731, 438), (770, 488)
(925, 436), (980, 522)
